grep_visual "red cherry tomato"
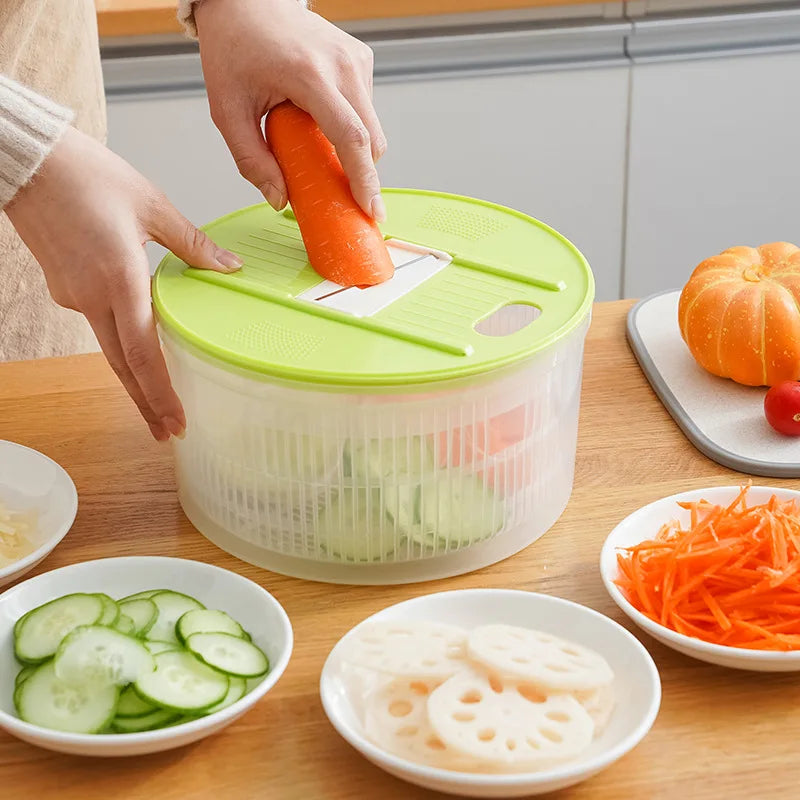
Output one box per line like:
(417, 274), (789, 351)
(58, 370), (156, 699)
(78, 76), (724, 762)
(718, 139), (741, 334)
(764, 381), (800, 436)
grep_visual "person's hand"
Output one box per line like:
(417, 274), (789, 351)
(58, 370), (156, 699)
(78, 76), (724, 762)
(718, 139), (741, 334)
(5, 126), (243, 442)
(194, 0), (387, 221)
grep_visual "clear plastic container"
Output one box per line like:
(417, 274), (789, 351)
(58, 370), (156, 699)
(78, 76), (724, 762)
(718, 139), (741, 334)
(153, 190), (594, 584)
(162, 312), (589, 584)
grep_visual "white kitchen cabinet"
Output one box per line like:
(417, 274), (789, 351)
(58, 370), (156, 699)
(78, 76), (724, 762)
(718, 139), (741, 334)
(104, 10), (630, 300)
(101, 3), (800, 301)
(624, 28), (800, 297)
(372, 68), (629, 301)
(106, 91), (264, 239)
(105, 65), (629, 300)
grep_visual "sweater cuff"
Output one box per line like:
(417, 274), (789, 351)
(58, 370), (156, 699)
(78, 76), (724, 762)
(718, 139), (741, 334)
(0, 75), (74, 209)
(179, 0), (310, 40)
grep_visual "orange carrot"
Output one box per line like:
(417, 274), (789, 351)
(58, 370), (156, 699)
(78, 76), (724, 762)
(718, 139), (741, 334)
(614, 484), (800, 651)
(263, 101), (394, 288)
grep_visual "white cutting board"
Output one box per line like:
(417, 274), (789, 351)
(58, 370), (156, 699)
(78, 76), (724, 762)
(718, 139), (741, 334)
(626, 291), (800, 477)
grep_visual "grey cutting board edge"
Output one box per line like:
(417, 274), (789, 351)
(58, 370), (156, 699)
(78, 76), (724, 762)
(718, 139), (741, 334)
(626, 290), (800, 478)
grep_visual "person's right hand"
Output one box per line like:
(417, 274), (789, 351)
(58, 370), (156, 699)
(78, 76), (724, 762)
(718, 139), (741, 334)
(194, 0), (387, 220)
(5, 126), (242, 442)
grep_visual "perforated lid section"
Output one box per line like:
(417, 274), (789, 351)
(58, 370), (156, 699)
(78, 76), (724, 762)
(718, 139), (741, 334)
(153, 189), (594, 387)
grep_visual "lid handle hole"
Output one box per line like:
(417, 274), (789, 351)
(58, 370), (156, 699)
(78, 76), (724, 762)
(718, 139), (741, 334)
(474, 303), (541, 338)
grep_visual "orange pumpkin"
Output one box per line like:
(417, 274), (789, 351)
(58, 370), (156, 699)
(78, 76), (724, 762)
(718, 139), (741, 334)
(678, 242), (800, 387)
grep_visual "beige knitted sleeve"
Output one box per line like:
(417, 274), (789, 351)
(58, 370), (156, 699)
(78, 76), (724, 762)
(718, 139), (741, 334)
(0, 74), (73, 209)
(178, 0), (310, 39)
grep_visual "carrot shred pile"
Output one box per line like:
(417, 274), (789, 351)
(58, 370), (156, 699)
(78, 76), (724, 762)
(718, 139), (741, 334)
(615, 485), (800, 651)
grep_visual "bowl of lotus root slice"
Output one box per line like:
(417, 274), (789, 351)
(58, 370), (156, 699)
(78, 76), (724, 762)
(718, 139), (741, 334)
(320, 589), (661, 798)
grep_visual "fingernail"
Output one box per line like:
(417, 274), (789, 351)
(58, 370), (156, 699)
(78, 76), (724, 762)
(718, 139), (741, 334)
(262, 183), (285, 211)
(162, 416), (186, 440)
(370, 194), (387, 223)
(149, 422), (170, 443)
(216, 249), (243, 271)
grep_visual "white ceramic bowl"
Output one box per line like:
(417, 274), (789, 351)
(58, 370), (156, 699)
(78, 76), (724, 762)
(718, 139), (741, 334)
(0, 556), (293, 756)
(320, 589), (660, 798)
(0, 441), (78, 587)
(601, 485), (800, 672)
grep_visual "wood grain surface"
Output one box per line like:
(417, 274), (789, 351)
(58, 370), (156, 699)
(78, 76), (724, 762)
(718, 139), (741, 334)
(94, 0), (606, 37)
(2, 300), (799, 800)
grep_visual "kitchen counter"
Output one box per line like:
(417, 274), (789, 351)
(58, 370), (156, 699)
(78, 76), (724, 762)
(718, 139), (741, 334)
(2, 299), (800, 798)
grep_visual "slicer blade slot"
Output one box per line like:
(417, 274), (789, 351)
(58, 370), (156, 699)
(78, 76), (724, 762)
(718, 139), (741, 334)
(296, 240), (452, 318)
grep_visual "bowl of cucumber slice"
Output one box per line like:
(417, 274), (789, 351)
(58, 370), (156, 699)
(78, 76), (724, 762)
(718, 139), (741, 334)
(0, 556), (293, 756)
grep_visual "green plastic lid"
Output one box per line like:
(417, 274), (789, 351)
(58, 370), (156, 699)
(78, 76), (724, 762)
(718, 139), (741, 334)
(153, 189), (594, 387)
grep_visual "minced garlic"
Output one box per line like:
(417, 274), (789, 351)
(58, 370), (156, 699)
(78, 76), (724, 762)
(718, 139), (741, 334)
(0, 501), (37, 568)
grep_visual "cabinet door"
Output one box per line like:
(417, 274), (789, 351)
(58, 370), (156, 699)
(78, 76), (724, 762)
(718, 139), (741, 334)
(624, 49), (800, 298)
(106, 65), (628, 299)
(374, 67), (629, 301)
(106, 91), (262, 229)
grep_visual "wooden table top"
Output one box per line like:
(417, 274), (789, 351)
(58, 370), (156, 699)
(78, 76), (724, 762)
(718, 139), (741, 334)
(95, 0), (606, 38)
(2, 299), (799, 800)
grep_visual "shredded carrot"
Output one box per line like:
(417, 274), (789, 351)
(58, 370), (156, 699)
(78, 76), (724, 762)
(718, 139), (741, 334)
(615, 484), (800, 651)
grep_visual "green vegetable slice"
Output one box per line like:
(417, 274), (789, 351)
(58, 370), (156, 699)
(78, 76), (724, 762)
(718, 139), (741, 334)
(16, 661), (119, 734)
(177, 609), (245, 643)
(185, 632), (269, 678)
(54, 625), (155, 687)
(112, 708), (182, 733)
(119, 598), (157, 637)
(14, 594), (106, 664)
(134, 650), (228, 713)
(147, 591), (205, 644)
(116, 685), (158, 718)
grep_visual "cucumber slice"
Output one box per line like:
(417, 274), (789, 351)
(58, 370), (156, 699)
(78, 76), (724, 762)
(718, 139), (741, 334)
(177, 609), (245, 643)
(54, 625), (155, 687)
(347, 436), (434, 484)
(185, 632), (269, 678)
(119, 598), (157, 637)
(13, 666), (37, 712)
(112, 708), (182, 733)
(14, 594), (106, 664)
(116, 685), (157, 718)
(15, 665), (36, 687)
(119, 589), (161, 603)
(347, 436), (434, 531)
(163, 715), (196, 728)
(414, 474), (504, 548)
(203, 676), (246, 714)
(144, 640), (179, 656)
(13, 682), (23, 714)
(95, 594), (120, 627)
(383, 484), (418, 537)
(147, 591), (205, 644)
(134, 650), (228, 713)
(316, 488), (395, 562)
(14, 608), (32, 639)
(16, 661), (119, 734)
(113, 614), (136, 636)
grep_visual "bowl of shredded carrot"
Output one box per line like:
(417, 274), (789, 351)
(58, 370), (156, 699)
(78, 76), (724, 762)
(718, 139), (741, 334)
(600, 484), (800, 671)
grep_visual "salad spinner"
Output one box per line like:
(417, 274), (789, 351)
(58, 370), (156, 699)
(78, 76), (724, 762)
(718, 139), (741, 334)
(153, 189), (594, 584)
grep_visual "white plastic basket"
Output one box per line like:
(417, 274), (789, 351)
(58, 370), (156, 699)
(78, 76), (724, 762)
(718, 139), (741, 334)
(153, 190), (594, 584)
(162, 313), (588, 584)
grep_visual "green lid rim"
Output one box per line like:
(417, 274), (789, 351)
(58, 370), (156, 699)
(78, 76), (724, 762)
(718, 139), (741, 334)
(153, 188), (595, 387)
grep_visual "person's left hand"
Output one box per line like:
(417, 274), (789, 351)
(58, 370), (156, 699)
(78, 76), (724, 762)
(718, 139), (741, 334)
(194, 0), (387, 221)
(5, 126), (242, 442)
